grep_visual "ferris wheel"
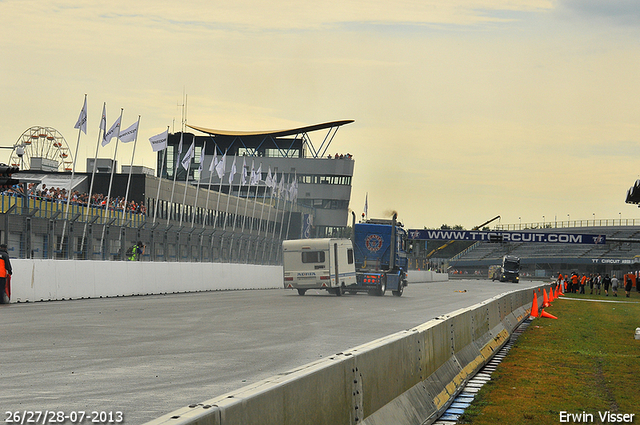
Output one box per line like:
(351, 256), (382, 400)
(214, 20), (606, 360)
(9, 126), (73, 171)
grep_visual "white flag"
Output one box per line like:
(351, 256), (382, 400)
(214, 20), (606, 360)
(289, 172), (298, 202)
(209, 149), (218, 173)
(197, 142), (206, 174)
(240, 158), (247, 186)
(215, 153), (226, 179)
(278, 174), (285, 198)
(252, 163), (262, 186)
(149, 129), (168, 152)
(181, 140), (195, 170)
(249, 160), (256, 186)
(265, 167), (273, 188)
(74, 96), (87, 134)
(364, 193), (368, 216)
(102, 115), (121, 147)
(175, 133), (184, 170)
(228, 156), (237, 185)
(119, 120), (139, 143)
(99, 103), (107, 132)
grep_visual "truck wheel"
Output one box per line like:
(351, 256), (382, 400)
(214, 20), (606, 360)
(335, 285), (344, 296)
(297, 289), (307, 296)
(392, 283), (404, 297)
(377, 279), (386, 296)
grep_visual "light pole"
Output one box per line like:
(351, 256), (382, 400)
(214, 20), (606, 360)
(519, 217), (521, 230)
(542, 215), (545, 228)
(567, 214), (570, 226)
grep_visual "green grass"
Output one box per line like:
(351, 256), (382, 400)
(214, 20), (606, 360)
(459, 289), (640, 425)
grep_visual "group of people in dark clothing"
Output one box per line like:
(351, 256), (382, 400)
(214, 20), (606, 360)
(558, 271), (636, 297)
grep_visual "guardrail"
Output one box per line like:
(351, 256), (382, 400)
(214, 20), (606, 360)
(144, 283), (544, 425)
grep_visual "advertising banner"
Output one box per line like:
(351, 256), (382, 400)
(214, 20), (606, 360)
(407, 229), (606, 245)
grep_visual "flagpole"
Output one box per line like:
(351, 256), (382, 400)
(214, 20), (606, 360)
(100, 108), (124, 257)
(278, 173), (291, 242)
(233, 158), (245, 232)
(81, 102), (106, 253)
(284, 171), (296, 241)
(153, 126), (170, 224)
(191, 141), (205, 227)
(261, 172), (276, 263)
(179, 136), (195, 227)
(254, 166), (269, 261)
(212, 151), (226, 259)
(214, 151), (226, 228)
(240, 160), (249, 232)
(245, 162), (260, 262)
(267, 173), (284, 263)
(223, 156), (235, 232)
(60, 94), (86, 256)
(121, 115), (141, 227)
(167, 132), (183, 227)
(202, 145), (217, 228)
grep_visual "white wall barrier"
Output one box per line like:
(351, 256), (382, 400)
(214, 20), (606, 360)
(9, 259), (283, 302)
(145, 284), (549, 425)
(7, 261), (444, 303)
(406, 270), (448, 283)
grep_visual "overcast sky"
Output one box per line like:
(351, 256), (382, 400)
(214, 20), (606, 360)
(2, 0), (640, 229)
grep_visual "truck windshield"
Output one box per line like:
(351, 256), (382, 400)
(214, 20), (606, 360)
(302, 251), (325, 263)
(504, 260), (519, 270)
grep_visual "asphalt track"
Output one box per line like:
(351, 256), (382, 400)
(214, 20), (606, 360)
(1, 279), (541, 424)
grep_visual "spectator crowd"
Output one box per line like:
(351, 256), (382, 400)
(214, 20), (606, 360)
(2, 183), (146, 215)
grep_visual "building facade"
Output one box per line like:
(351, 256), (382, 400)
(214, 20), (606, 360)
(158, 120), (355, 238)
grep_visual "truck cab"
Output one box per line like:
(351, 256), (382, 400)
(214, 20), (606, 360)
(499, 255), (520, 283)
(351, 214), (409, 296)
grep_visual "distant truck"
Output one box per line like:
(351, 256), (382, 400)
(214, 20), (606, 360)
(282, 238), (356, 296)
(490, 255), (520, 283)
(350, 213), (408, 296)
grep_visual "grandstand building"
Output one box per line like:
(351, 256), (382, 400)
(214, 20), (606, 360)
(160, 120), (355, 238)
(448, 225), (640, 278)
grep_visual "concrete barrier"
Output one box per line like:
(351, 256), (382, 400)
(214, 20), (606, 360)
(7, 261), (443, 303)
(406, 270), (448, 283)
(145, 283), (550, 425)
(8, 259), (283, 302)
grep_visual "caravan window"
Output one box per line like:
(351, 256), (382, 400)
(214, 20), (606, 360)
(302, 251), (325, 263)
(347, 248), (354, 264)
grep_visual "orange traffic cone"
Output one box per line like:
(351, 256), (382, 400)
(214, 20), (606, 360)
(548, 287), (555, 303)
(542, 288), (550, 308)
(540, 309), (558, 320)
(530, 292), (539, 318)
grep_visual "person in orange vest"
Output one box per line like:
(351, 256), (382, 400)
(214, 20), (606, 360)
(0, 243), (12, 304)
(580, 274), (587, 294)
(570, 272), (579, 293)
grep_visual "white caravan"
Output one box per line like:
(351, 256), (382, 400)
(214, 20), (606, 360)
(282, 238), (356, 296)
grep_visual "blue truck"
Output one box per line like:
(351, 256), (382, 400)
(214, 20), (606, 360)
(350, 212), (409, 296)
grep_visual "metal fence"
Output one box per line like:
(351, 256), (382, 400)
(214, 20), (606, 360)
(1, 194), (290, 264)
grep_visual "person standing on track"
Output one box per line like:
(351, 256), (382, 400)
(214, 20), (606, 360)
(602, 274), (611, 296)
(571, 272), (579, 293)
(0, 244), (12, 304)
(611, 274), (619, 297)
(624, 274), (634, 298)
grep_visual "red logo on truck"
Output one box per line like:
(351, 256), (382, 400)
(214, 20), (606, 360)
(365, 234), (383, 252)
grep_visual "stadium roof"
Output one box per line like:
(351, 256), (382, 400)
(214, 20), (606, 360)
(187, 120), (354, 138)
